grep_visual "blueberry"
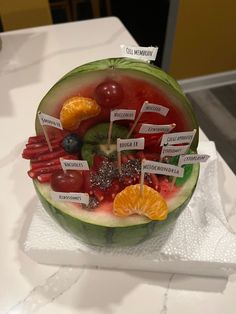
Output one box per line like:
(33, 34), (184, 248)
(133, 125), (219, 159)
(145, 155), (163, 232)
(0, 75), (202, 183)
(62, 133), (83, 153)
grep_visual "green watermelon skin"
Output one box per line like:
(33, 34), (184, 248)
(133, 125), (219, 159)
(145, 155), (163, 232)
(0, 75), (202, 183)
(33, 164), (199, 247)
(32, 57), (200, 247)
(35, 58), (199, 149)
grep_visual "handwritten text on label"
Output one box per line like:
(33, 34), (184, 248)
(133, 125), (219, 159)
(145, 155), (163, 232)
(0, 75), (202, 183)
(60, 159), (89, 171)
(178, 154), (210, 167)
(160, 145), (189, 159)
(141, 102), (169, 116)
(110, 109), (136, 122)
(139, 123), (174, 134)
(160, 130), (196, 146)
(51, 191), (89, 205)
(120, 44), (158, 61)
(142, 160), (184, 177)
(38, 112), (63, 130)
(117, 138), (145, 152)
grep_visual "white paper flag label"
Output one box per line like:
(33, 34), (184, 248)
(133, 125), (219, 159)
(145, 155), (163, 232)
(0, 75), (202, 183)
(117, 138), (145, 152)
(139, 123), (174, 134)
(178, 154), (210, 167)
(38, 112), (63, 130)
(110, 109), (136, 122)
(51, 191), (89, 205)
(60, 159), (89, 171)
(160, 145), (189, 159)
(141, 102), (169, 116)
(120, 44), (158, 61)
(142, 160), (184, 177)
(160, 130), (196, 146)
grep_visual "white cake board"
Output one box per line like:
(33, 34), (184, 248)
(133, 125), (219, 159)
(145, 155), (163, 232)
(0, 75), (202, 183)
(22, 142), (236, 277)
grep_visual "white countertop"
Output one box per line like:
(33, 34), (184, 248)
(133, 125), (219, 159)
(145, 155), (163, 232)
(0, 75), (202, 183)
(1, 16), (236, 314)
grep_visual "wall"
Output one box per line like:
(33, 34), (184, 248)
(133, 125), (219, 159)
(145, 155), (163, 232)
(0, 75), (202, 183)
(0, 0), (52, 31)
(168, 0), (236, 79)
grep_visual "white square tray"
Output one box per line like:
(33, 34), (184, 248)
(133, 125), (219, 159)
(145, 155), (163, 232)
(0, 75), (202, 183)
(22, 142), (236, 277)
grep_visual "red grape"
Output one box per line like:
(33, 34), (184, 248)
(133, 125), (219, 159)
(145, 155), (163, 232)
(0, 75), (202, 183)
(94, 80), (124, 108)
(51, 170), (83, 192)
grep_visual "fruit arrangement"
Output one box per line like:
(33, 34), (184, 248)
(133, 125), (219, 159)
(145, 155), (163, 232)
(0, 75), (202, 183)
(22, 58), (200, 247)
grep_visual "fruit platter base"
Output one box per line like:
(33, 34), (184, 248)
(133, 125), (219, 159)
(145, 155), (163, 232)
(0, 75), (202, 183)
(22, 142), (236, 277)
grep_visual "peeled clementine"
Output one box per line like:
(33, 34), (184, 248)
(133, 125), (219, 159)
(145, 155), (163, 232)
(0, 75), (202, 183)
(113, 184), (168, 220)
(60, 96), (101, 130)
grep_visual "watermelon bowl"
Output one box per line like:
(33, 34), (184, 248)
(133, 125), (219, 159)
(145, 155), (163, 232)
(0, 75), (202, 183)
(22, 58), (200, 247)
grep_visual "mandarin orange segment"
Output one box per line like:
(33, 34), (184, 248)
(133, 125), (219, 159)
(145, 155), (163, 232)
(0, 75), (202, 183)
(60, 96), (101, 131)
(113, 184), (168, 220)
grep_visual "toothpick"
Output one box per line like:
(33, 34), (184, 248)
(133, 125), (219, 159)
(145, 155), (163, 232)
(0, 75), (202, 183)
(117, 138), (122, 174)
(170, 147), (184, 191)
(127, 101), (147, 138)
(190, 129), (197, 148)
(159, 147), (165, 163)
(117, 151), (122, 174)
(107, 120), (113, 150)
(38, 111), (52, 152)
(139, 159), (145, 196)
(60, 157), (67, 174)
(157, 123), (176, 147)
(170, 176), (176, 191)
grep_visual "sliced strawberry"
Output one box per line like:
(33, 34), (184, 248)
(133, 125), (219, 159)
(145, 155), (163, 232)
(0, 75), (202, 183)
(122, 176), (133, 186)
(127, 153), (135, 160)
(150, 173), (159, 191)
(136, 151), (146, 160)
(121, 154), (129, 164)
(93, 187), (105, 202)
(144, 179), (151, 186)
(37, 173), (52, 183)
(136, 173), (140, 181)
(82, 170), (94, 195)
(28, 164), (62, 179)
(144, 138), (160, 148)
(105, 180), (122, 200)
(92, 155), (108, 171)
(142, 152), (159, 161)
